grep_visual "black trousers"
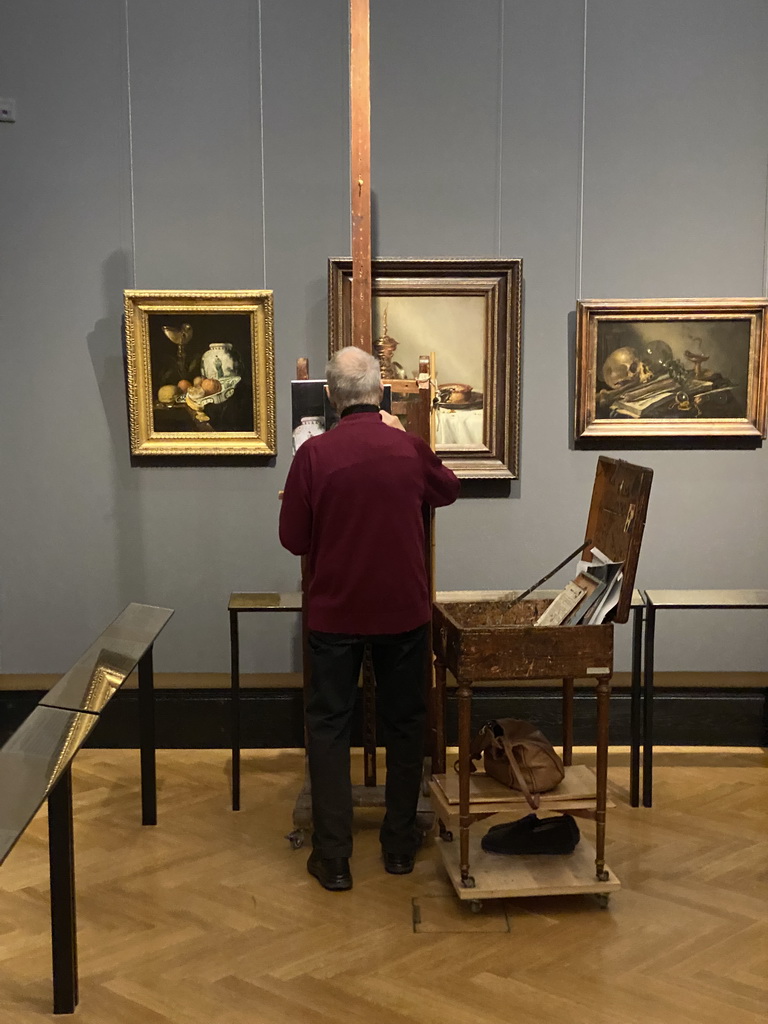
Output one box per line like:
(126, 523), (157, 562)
(305, 624), (428, 859)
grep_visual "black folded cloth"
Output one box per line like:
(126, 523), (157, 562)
(480, 813), (580, 855)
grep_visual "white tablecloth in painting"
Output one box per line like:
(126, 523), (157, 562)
(435, 407), (484, 446)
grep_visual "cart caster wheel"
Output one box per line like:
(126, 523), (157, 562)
(415, 811), (434, 833)
(440, 830), (453, 843)
(595, 893), (610, 909)
(286, 829), (305, 850)
(469, 900), (483, 914)
(461, 875), (476, 889)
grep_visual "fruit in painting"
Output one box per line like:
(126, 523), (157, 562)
(158, 384), (179, 404)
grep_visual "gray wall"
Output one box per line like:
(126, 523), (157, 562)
(1, 0), (767, 676)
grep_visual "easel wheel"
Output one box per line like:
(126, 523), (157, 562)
(286, 829), (305, 850)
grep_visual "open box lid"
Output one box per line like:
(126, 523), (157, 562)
(582, 456), (653, 624)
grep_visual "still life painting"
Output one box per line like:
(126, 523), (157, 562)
(328, 258), (522, 478)
(575, 299), (768, 440)
(124, 291), (276, 456)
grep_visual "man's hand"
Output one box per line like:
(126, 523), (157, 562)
(379, 409), (406, 431)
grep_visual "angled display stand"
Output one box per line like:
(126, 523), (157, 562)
(0, 602), (173, 1014)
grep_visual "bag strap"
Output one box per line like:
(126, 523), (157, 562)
(499, 734), (541, 811)
(454, 722), (495, 775)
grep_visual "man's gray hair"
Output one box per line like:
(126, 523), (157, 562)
(326, 347), (382, 412)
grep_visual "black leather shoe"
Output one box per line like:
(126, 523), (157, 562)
(307, 851), (352, 891)
(481, 814), (580, 855)
(383, 851), (415, 875)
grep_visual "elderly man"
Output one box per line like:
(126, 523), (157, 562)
(279, 347), (459, 891)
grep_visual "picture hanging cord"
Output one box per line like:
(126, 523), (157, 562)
(124, 0), (137, 289)
(576, 0), (588, 302)
(762, 139), (768, 296)
(123, 2), (268, 290)
(347, 1), (352, 254)
(495, 0), (505, 258)
(257, 0), (267, 289)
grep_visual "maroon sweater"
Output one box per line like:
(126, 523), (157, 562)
(279, 408), (460, 634)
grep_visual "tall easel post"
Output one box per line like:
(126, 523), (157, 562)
(350, 0), (379, 788)
(350, 0), (372, 353)
(287, 0), (438, 842)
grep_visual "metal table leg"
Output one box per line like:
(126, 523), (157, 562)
(48, 766), (78, 1015)
(432, 656), (447, 776)
(230, 609), (240, 811)
(362, 646), (377, 787)
(457, 681), (473, 888)
(642, 603), (656, 807)
(562, 677), (574, 766)
(629, 603), (643, 807)
(137, 646), (157, 826)
(594, 675), (611, 881)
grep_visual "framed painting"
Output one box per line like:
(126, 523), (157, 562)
(328, 258), (522, 478)
(575, 298), (768, 440)
(124, 290), (276, 456)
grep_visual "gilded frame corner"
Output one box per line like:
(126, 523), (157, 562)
(124, 290), (276, 457)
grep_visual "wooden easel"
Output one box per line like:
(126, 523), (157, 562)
(288, 0), (437, 844)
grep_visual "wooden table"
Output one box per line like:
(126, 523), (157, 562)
(640, 589), (768, 807)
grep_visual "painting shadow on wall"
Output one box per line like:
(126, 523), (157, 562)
(86, 249), (147, 608)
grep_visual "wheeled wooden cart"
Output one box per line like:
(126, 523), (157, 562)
(429, 456), (652, 910)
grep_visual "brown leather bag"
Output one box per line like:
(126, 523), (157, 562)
(467, 719), (565, 810)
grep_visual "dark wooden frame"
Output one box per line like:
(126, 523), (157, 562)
(328, 258), (523, 478)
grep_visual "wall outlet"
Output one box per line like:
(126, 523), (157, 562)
(0, 99), (17, 123)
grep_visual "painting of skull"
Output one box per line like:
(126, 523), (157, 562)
(576, 299), (768, 440)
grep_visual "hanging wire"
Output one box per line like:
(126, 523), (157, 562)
(576, 0), (588, 301)
(124, 0), (137, 287)
(762, 138), (768, 296)
(347, 0), (353, 253)
(496, 0), (505, 257)
(257, 0), (268, 288)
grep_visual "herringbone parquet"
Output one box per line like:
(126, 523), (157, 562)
(1, 747), (766, 1023)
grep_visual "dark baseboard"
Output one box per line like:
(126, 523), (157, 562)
(1, 687), (765, 748)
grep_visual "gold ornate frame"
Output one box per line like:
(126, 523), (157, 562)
(328, 258), (522, 478)
(575, 298), (768, 440)
(124, 290), (276, 456)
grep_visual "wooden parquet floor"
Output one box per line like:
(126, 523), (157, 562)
(1, 747), (766, 1023)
